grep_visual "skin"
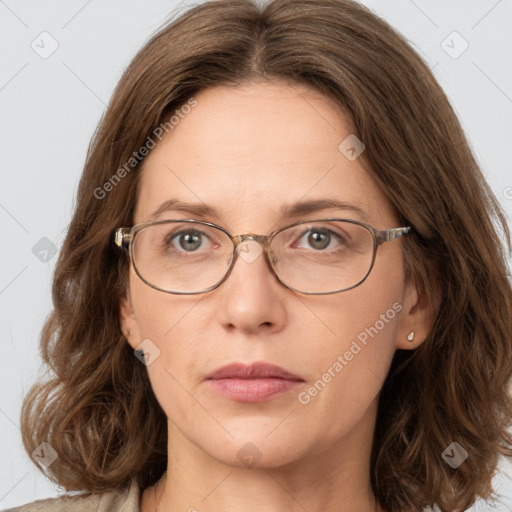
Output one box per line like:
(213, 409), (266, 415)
(121, 80), (437, 512)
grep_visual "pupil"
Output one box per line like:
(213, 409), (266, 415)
(309, 231), (330, 250)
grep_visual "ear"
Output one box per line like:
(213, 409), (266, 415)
(395, 277), (441, 350)
(120, 290), (141, 350)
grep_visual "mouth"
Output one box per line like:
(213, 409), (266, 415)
(206, 362), (305, 403)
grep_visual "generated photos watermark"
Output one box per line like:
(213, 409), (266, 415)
(338, 134), (365, 161)
(31, 442), (58, 469)
(134, 338), (161, 366)
(298, 301), (402, 405)
(93, 97), (197, 200)
(442, 442), (468, 469)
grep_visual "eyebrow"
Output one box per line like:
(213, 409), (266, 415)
(149, 198), (369, 222)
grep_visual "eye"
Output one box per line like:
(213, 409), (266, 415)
(166, 229), (212, 252)
(295, 228), (346, 251)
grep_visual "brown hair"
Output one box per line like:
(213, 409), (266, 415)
(20, 0), (512, 510)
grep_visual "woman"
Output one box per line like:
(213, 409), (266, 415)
(8, 0), (512, 511)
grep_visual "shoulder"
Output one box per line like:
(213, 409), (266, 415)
(3, 478), (141, 512)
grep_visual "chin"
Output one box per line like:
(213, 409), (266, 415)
(194, 427), (311, 469)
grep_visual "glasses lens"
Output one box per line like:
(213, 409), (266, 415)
(132, 221), (233, 293)
(270, 220), (375, 293)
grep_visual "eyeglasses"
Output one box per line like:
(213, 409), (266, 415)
(114, 218), (411, 295)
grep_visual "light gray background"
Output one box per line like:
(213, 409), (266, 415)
(1, 0), (511, 510)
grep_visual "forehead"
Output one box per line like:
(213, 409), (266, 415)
(134, 81), (397, 229)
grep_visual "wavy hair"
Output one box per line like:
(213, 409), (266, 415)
(20, 0), (512, 510)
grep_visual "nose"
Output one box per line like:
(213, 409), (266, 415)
(215, 239), (287, 336)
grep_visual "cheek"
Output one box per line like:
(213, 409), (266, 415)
(129, 268), (200, 339)
(296, 292), (402, 412)
(128, 270), (206, 386)
(295, 253), (405, 425)
(128, 278), (208, 432)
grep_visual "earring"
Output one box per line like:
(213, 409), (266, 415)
(407, 331), (415, 342)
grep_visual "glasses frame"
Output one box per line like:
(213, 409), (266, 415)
(114, 218), (411, 295)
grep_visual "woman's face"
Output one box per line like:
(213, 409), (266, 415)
(122, 81), (422, 468)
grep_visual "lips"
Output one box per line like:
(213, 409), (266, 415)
(207, 362), (303, 381)
(206, 362), (305, 403)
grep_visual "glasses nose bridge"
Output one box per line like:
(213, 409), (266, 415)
(232, 233), (272, 250)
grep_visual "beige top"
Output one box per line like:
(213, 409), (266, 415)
(4, 478), (141, 512)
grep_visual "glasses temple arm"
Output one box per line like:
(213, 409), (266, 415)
(383, 226), (411, 242)
(114, 228), (132, 250)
